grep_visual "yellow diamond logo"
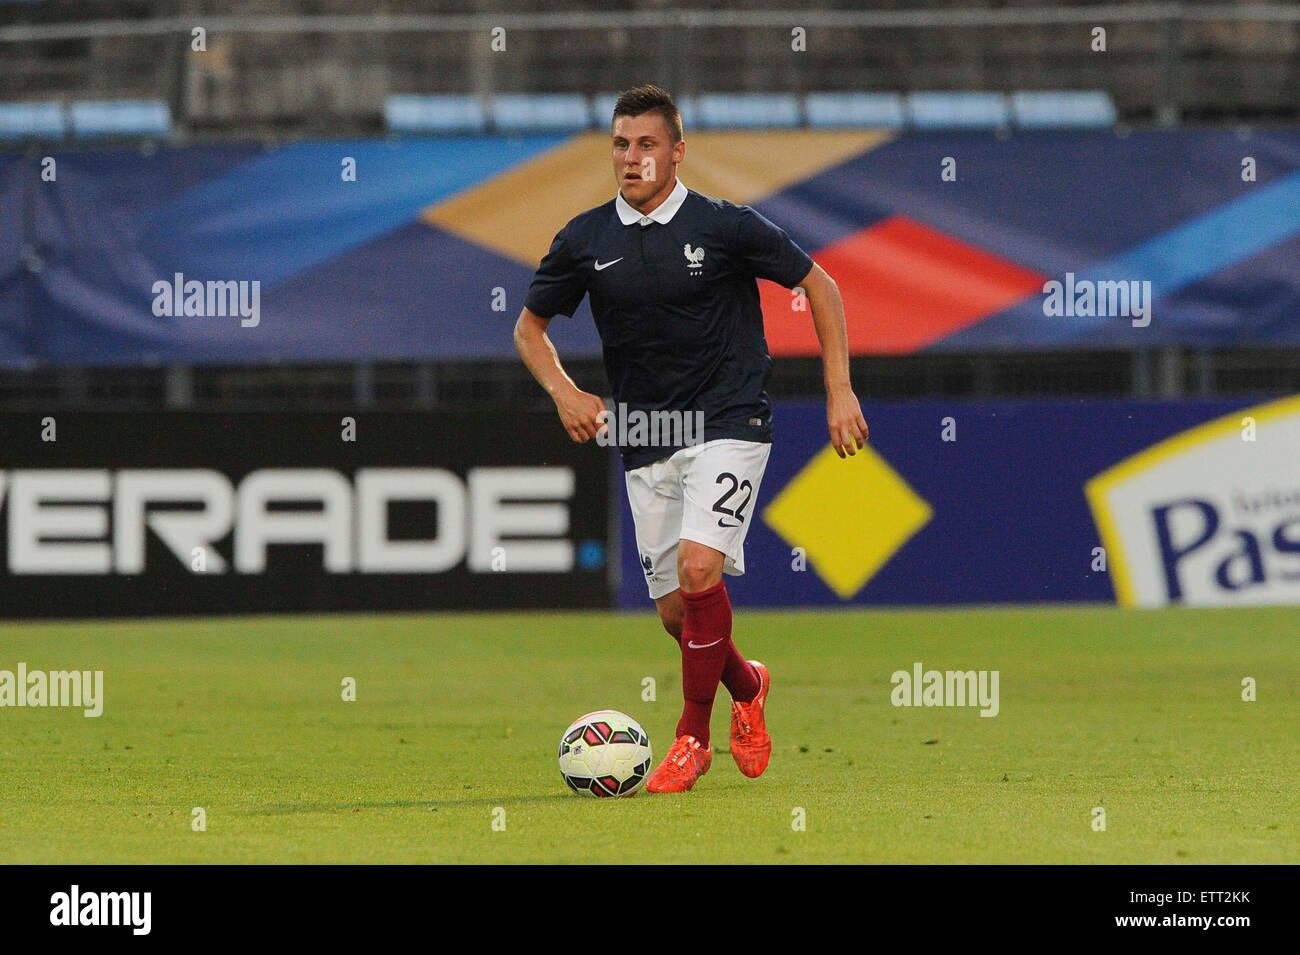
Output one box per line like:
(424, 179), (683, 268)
(763, 444), (932, 599)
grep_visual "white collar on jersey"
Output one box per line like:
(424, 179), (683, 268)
(615, 178), (688, 226)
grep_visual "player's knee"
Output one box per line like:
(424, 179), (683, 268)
(677, 554), (721, 592)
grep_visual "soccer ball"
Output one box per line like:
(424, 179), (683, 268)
(557, 710), (653, 797)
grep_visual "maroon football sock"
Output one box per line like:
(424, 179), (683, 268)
(721, 641), (761, 704)
(675, 579), (735, 747)
(670, 635), (759, 705)
(666, 617), (758, 704)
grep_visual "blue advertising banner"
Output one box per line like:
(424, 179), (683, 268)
(4, 129), (1300, 367)
(615, 396), (1297, 608)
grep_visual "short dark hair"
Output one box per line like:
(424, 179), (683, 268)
(612, 85), (683, 143)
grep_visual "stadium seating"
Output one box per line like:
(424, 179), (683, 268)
(0, 101), (65, 139)
(385, 94), (487, 134)
(0, 91), (1126, 141)
(907, 92), (1011, 129)
(806, 93), (906, 129)
(68, 100), (171, 138)
(489, 94), (591, 132)
(382, 91), (1115, 134)
(1010, 91), (1119, 128)
(694, 93), (801, 129)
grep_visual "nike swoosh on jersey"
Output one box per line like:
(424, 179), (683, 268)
(686, 637), (724, 649)
(594, 258), (624, 271)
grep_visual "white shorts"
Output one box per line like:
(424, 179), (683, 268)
(624, 438), (772, 600)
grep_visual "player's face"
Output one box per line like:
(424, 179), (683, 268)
(612, 113), (684, 210)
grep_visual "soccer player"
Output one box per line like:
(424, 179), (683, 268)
(515, 85), (867, 792)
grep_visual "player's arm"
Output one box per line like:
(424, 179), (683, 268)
(513, 307), (607, 443)
(799, 262), (869, 458)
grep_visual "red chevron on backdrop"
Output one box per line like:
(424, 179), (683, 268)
(761, 215), (1048, 355)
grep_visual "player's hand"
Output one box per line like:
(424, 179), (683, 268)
(827, 384), (868, 458)
(554, 386), (608, 443)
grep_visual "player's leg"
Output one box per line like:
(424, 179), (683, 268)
(649, 543), (751, 792)
(626, 462), (715, 791)
(677, 440), (772, 779)
(645, 539), (725, 793)
(657, 586), (761, 706)
(626, 459), (714, 792)
(644, 439), (775, 791)
(673, 538), (730, 746)
(654, 589), (683, 640)
(674, 538), (768, 765)
(625, 458), (683, 608)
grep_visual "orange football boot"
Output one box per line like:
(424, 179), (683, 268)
(645, 735), (712, 793)
(729, 661), (771, 778)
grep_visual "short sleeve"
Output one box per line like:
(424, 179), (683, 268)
(730, 205), (813, 289)
(525, 225), (587, 319)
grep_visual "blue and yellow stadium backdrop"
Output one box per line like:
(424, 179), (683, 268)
(3, 128), (1300, 365)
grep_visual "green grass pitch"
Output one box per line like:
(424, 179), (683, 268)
(1, 606), (1295, 864)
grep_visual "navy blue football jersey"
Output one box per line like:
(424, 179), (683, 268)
(525, 181), (813, 470)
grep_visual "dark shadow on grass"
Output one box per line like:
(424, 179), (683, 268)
(248, 794), (574, 815)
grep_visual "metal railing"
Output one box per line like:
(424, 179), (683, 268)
(2, 350), (1298, 412)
